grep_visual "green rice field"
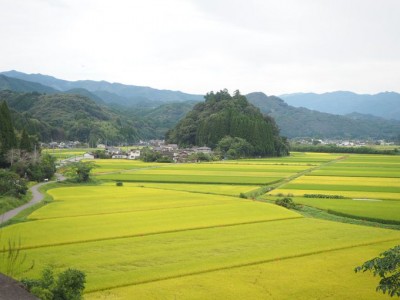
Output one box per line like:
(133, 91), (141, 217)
(43, 148), (95, 159)
(95, 161), (314, 185)
(269, 153), (400, 223)
(1, 152), (399, 299)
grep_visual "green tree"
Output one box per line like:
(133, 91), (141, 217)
(355, 245), (400, 297)
(216, 136), (254, 159)
(26, 153), (57, 181)
(0, 101), (17, 165)
(0, 169), (28, 198)
(19, 128), (33, 152)
(67, 161), (95, 182)
(22, 267), (86, 300)
(140, 147), (161, 162)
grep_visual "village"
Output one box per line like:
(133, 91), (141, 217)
(43, 139), (213, 163)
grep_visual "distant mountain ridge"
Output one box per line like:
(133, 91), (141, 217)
(246, 92), (400, 140)
(1, 70), (203, 106)
(280, 91), (400, 121)
(0, 74), (58, 94)
(1, 70), (400, 141)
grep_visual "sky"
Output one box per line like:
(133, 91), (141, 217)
(1, 0), (399, 95)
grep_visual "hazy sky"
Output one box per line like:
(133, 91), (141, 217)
(1, 0), (399, 95)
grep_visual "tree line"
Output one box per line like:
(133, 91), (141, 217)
(0, 101), (56, 198)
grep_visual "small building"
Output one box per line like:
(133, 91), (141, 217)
(112, 154), (128, 159)
(164, 144), (179, 151)
(83, 153), (95, 159)
(106, 147), (121, 155)
(193, 146), (212, 154)
(128, 150), (141, 160)
(97, 144), (106, 149)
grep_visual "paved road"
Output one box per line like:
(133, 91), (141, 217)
(0, 173), (65, 225)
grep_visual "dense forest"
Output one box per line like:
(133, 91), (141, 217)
(0, 90), (141, 145)
(166, 90), (289, 157)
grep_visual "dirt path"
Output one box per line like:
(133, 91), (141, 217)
(0, 173), (65, 225)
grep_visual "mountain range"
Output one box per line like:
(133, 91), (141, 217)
(280, 91), (400, 121)
(1, 70), (203, 107)
(0, 70), (399, 142)
(246, 93), (400, 139)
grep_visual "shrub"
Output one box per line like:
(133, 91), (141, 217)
(116, 181), (123, 186)
(275, 197), (298, 209)
(304, 194), (344, 199)
(0, 169), (27, 198)
(22, 267), (86, 300)
(239, 193), (247, 199)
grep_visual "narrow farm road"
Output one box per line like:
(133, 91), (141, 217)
(0, 173), (65, 225)
(267, 155), (349, 192)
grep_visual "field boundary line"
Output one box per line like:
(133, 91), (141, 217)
(84, 237), (400, 294)
(3, 216), (303, 251)
(30, 202), (236, 220)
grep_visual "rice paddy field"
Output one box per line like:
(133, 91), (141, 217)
(42, 148), (96, 159)
(268, 154), (400, 223)
(93, 153), (333, 185)
(1, 152), (400, 299)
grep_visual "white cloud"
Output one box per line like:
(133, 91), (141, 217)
(0, 0), (399, 95)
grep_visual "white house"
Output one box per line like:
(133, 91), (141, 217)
(193, 146), (212, 154)
(112, 154), (128, 159)
(97, 144), (106, 149)
(83, 153), (95, 159)
(128, 150), (141, 160)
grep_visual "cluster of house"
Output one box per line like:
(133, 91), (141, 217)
(294, 138), (395, 147)
(42, 141), (82, 149)
(83, 143), (212, 162)
(152, 144), (213, 162)
(83, 143), (213, 162)
(83, 145), (141, 160)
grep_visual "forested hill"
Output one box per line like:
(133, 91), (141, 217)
(0, 90), (142, 144)
(166, 90), (289, 157)
(0, 74), (58, 94)
(246, 92), (400, 140)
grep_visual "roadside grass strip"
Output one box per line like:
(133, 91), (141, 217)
(31, 186), (246, 219)
(14, 218), (400, 293)
(85, 240), (399, 300)
(0, 199), (301, 249)
(100, 182), (260, 197)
